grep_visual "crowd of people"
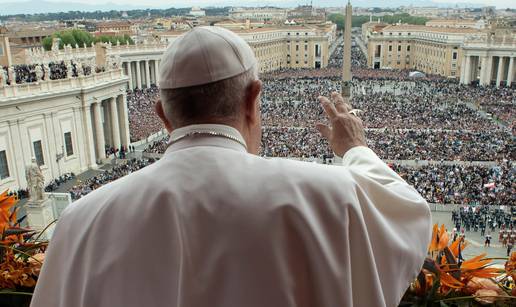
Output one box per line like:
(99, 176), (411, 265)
(143, 136), (169, 154)
(451, 206), (516, 255)
(44, 172), (75, 192)
(392, 162), (514, 206)
(1, 61), (95, 85)
(452, 206), (515, 236)
(127, 86), (163, 142)
(262, 127), (513, 162)
(83, 41), (514, 209)
(69, 158), (155, 200)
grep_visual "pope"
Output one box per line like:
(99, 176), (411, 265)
(31, 26), (431, 307)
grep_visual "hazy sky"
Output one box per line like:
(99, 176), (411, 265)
(0, 0), (514, 7)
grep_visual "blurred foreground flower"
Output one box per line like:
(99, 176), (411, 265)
(400, 224), (516, 306)
(0, 190), (49, 305)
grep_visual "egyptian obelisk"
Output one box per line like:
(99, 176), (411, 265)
(341, 0), (352, 102)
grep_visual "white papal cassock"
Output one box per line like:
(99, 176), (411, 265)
(31, 124), (431, 307)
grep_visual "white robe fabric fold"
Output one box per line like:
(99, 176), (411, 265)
(31, 128), (431, 307)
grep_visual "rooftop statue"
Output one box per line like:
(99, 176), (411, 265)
(26, 157), (46, 202)
(35, 65), (43, 81)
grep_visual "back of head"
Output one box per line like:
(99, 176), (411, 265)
(158, 26), (258, 128)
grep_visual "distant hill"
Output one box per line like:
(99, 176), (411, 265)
(0, 0), (494, 17)
(0, 0), (148, 15)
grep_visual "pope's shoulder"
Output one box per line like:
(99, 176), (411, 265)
(61, 152), (358, 219)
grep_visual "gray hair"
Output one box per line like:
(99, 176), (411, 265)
(160, 66), (258, 127)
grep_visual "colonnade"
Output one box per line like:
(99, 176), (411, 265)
(461, 54), (515, 87)
(123, 60), (161, 90)
(87, 94), (130, 163)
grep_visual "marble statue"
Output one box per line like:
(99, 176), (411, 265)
(0, 68), (7, 86)
(78, 63), (85, 77)
(43, 64), (50, 80)
(67, 61), (74, 78)
(26, 157), (46, 202)
(8, 66), (16, 85)
(35, 65), (43, 81)
(114, 55), (122, 69)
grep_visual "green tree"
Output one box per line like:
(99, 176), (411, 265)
(328, 13), (345, 30)
(42, 29), (134, 50)
(328, 13), (428, 30)
(42, 36), (52, 50)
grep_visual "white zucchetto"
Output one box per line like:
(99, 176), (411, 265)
(159, 26), (257, 89)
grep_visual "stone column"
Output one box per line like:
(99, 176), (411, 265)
(507, 57), (514, 87)
(80, 105), (97, 168)
(463, 56), (472, 85)
(485, 56), (493, 86)
(145, 60), (151, 88)
(154, 59), (160, 84)
(479, 56), (491, 86)
(496, 56), (504, 87)
(126, 61), (133, 90)
(135, 60), (142, 89)
(460, 55), (467, 84)
(92, 102), (106, 160)
(118, 94), (131, 147)
(109, 97), (121, 150)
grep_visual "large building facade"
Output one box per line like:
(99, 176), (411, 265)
(365, 23), (515, 86)
(366, 24), (478, 78)
(0, 22), (336, 192)
(0, 69), (130, 192)
(160, 24), (336, 74)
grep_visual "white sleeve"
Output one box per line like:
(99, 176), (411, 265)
(340, 146), (432, 306)
(341, 146), (407, 186)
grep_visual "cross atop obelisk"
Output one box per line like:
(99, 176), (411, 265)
(341, 0), (352, 102)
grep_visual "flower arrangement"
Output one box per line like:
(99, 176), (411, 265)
(401, 224), (516, 306)
(0, 191), (49, 307)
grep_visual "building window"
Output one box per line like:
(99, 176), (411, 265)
(33, 140), (45, 166)
(388, 45), (392, 52)
(64, 132), (73, 156)
(452, 52), (457, 60)
(304, 45), (307, 51)
(398, 45), (401, 52)
(407, 45), (410, 52)
(0, 150), (9, 179)
(296, 45), (299, 51)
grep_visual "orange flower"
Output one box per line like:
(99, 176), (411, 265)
(505, 252), (516, 273)
(438, 270), (463, 289)
(449, 237), (468, 257)
(0, 190), (17, 230)
(428, 224), (449, 253)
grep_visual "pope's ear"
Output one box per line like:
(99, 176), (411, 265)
(244, 79), (262, 123)
(155, 99), (173, 133)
